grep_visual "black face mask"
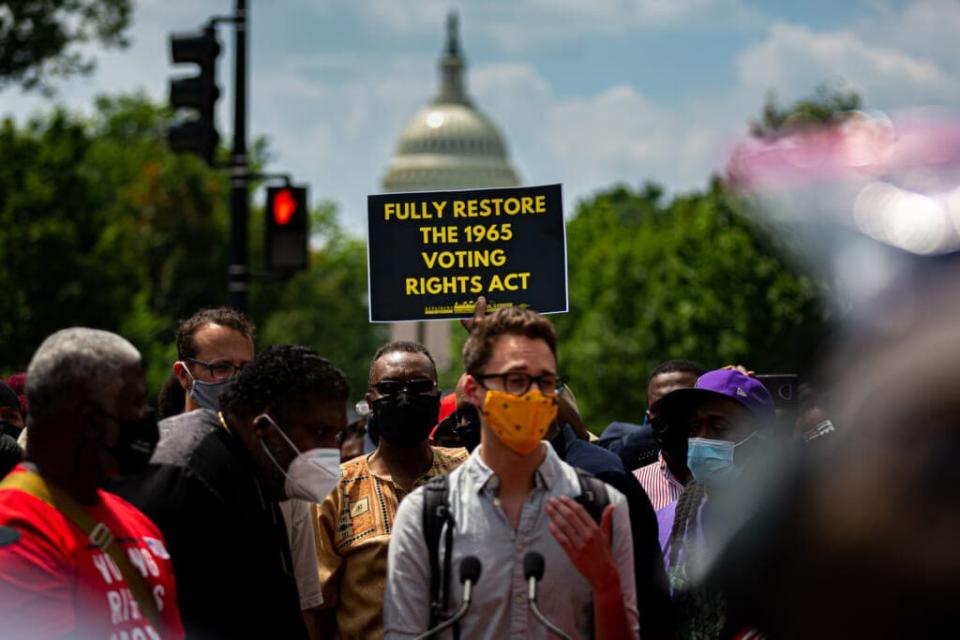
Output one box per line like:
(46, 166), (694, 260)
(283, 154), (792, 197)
(100, 409), (160, 475)
(371, 391), (440, 449)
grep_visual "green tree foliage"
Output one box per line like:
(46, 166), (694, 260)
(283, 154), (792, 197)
(250, 202), (388, 399)
(750, 83), (861, 139)
(0, 94), (381, 401)
(0, 0), (132, 93)
(0, 95), (229, 391)
(553, 180), (827, 431)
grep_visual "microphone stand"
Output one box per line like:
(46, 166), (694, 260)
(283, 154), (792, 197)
(414, 560), (480, 640)
(528, 575), (573, 640)
(413, 579), (472, 640)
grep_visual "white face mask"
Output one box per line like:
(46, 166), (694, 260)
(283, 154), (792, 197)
(256, 413), (341, 503)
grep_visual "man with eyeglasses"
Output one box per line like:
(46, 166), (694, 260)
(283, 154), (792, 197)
(172, 307), (255, 415)
(313, 341), (468, 639)
(384, 307), (639, 639)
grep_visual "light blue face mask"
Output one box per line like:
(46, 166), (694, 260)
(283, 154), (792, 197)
(686, 432), (758, 488)
(181, 365), (236, 412)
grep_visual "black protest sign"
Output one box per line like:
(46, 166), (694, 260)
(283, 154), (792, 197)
(367, 184), (567, 322)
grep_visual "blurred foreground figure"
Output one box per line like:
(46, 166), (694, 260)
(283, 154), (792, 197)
(794, 383), (834, 443)
(710, 259), (960, 639)
(0, 328), (183, 639)
(112, 345), (347, 639)
(715, 107), (960, 638)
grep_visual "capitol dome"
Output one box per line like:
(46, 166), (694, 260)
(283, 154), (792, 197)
(382, 14), (520, 192)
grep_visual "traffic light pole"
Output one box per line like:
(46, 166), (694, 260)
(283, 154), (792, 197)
(171, 2), (306, 308)
(228, 0), (249, 311)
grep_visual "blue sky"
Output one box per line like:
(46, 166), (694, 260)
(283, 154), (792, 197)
(1, 0), (957, 233)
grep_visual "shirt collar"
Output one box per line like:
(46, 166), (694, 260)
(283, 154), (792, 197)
(365, 448), (439, 486)
(658, 450), (684, 486)
(465, 442), (564, 493)
(657, 449), (668, 470)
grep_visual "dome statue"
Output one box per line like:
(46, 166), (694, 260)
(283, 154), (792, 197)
(382, 13), (520, 192)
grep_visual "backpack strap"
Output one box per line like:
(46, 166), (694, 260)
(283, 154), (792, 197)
(0, 469), (162, 629)
(423, 474), (451, 630)
(574, 469), (610, 524)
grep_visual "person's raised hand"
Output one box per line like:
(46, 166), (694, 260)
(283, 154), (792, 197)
(722, 364), (755, 377)
(546, 496), (618, 590)
(459, 296), (487, 333)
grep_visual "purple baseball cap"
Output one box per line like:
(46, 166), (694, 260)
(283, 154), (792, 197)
(652, 368), (775, 422)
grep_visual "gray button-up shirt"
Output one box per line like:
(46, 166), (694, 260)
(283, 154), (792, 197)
(384, 444), (639, 639)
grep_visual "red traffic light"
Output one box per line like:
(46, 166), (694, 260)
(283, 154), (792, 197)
(273, 188), (298, 225)
(265, 185), (309, 272)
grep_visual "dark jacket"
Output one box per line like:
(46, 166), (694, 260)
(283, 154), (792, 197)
(597, 420), (660, 471)
(109, 410), (308, 640)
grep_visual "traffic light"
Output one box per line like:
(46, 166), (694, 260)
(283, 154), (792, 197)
(168, 26), (220, 164)
(266, 186), (309, 272)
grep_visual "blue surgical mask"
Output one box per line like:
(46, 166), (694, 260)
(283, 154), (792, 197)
(687, 432), (758, 488)
(181, 364), (235, 412)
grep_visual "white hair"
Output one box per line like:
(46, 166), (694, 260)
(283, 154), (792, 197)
(26, 328), (141, 423)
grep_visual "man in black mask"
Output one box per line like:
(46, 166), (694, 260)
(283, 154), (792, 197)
(313, 341), (467, 639)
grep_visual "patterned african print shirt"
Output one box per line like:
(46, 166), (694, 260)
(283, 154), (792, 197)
(313, 446), (468, 639)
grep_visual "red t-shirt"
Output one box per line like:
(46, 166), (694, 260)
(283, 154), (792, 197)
(0, 466), (184, 639)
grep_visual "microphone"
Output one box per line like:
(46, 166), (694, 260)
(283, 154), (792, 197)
(523, 551), (573, 640)
(414, 556), (483, 640)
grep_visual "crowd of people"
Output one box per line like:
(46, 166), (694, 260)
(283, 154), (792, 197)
(0, 294), (949, 639)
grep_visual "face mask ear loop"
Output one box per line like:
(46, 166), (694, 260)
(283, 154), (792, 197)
(177, 361), (196, 389)
(733, 430), (759, 449)
(257, 413), (302, 455)
(255, 413), (302, 482)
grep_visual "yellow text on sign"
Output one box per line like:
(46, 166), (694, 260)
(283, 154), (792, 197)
(384, 196), (547, 221)
(418, 224), (514, 244)
(404, 272), (531, 296)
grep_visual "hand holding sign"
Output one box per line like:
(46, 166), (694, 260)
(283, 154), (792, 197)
(460, 296), (487, 333)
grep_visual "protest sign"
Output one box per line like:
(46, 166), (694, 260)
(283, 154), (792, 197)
(367, 184), (567, 322)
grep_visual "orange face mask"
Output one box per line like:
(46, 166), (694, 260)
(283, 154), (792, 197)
(481, 388), (559, 455)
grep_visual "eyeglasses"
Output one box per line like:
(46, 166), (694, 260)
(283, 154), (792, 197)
(185, 357), (245, 380)
(372, 378), (437, 396)
(474, 372), (568, 396)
